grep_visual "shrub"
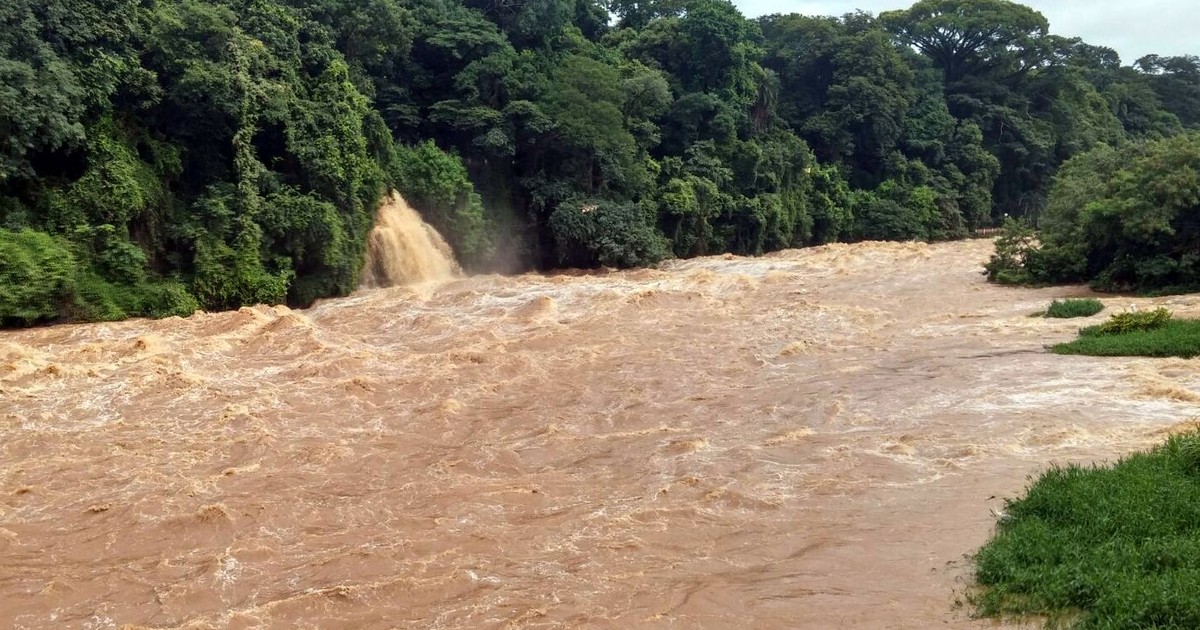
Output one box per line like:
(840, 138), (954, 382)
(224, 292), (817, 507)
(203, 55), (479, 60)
(854, 194), (927, 241)
(134, 281), (202, 319)
(0, 229), (78, 325)
(1093, 307), (1172, 336)
(68, 272), (131, 322)
(70, 224), (150, 286)
(1044, 298), (1104, 319)
(550, 198), (668, 268)
(984, 218), (1037, 284)
(394, 141), (495, 269)
(1053, 317), (1200, 359)
(1017, 134), (1200, 291)
(191, 222), (293, 311)
(259, 188), (356, 307)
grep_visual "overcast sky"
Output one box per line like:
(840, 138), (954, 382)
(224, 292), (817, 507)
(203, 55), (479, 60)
(733, 0), (1198, 65)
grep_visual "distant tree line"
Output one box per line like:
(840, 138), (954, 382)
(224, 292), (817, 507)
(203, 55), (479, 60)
(2, 0), (1197, 324)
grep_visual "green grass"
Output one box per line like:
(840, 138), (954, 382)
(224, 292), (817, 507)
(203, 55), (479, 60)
(974, 433), (1200, 629)
(1045, 299), (1104, 319)
(1051, 317), (1200, 358)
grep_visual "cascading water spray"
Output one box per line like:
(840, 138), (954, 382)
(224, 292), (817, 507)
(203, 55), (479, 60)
(361, 191), (461, 288)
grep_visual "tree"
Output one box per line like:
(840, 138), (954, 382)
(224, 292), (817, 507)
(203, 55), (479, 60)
(1, 0), (1196, 327)
(880, 0), (1049, 85)
(0, 230), (77, 325)
(1136, 55), (1200, 128)
(606, 0), (684, 30)
(550, 197), (666, 267)
(1003, 134), (1200, 291)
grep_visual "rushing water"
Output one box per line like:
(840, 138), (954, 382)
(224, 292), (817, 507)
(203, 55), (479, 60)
(3, 238), (1200, 629)
(361, 193), (460, 288)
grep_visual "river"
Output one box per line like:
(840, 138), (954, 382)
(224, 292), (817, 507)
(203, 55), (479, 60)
(3, 237), (1199, 628)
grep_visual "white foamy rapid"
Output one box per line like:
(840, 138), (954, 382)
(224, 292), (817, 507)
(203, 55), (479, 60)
(2, 239), (1199, 628)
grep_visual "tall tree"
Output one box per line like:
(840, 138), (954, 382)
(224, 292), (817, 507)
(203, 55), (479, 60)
(879, 0), (1049, 85)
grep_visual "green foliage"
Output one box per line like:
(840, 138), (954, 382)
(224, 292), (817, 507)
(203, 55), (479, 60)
(1091, 307), (1173, 336)
(69, 274), (200, 323)
(881, 0), (1049, 84)
(1050, 311), (1200, 358)
(1137, 55), (1200, 128)
(191, 219), (293, 311)
(44, 118), (171, 231)
(2, 0), (1198, 327)
(1083, 134), (1200, 291)
(550, 198), (667, 268)
(69, 224), (149, 286)
(853, 193), (915, 241)
(975, 432), (1200, 628)
(656, 173), (722, 256)
(850, 182), (962, 242)
(1001, 134), (1200, 291)
(394, 141), (495, 269)
(807, 164), (853, 244)
(0, 230), (77, 325)
(69, 272), (131, 323)
(133, 281), (202, 319)
(985, 218), (1039, 284)
(0, 228), (195, 326)
(0, 0), (148, 179)
(1044, 298), (1103, 319)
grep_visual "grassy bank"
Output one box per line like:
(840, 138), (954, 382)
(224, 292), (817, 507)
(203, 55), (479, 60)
(1051, 316), (1200, 358)
(974, 433), (1200, 628)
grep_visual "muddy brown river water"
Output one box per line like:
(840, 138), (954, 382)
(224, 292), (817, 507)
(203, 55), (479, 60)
(3, 238), (1200, 629)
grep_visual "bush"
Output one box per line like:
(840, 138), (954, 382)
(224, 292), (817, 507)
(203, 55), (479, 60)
(550, 198), (668, 268)
(985, 135), (1200, 290)
(191, 222), (293, 311)
(1093, 307), (1172, 336)
(68, 272), (131, 322)
(1052, 316), (1200, 359)
(1044, 298), (1104, 319)
(984, 218), (1037, 284)
(259, 188), (357, 307)
(134, 281), (202, 319)
(1020, 134), (1200, 291)
(854, 193), (928, 241)
(974, 433), (1200, 628)
(69, 224), (150, 286)
(394, 141), (495, 269)
(68, 274), (201, 323)
(0, 229), (78, 325)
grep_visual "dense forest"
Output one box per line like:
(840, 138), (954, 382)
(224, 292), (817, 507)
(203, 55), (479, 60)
(986, 131), (1200, 293)
(2, 0), (1198, 325)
